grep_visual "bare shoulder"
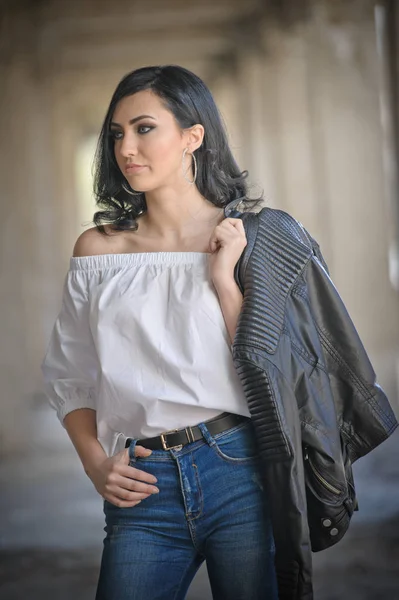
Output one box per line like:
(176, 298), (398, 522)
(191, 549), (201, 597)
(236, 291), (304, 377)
(72, 225), (122, 257)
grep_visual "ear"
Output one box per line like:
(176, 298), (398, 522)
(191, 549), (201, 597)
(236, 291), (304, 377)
(183, 124), (204, 153)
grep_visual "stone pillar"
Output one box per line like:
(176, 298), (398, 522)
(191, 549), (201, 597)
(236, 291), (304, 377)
(212, 3), (399, 410)
(0, 57), (58, 453)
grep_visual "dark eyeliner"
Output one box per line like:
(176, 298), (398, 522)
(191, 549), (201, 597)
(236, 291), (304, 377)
(109, 129), (123, 140)
(137, 125), (154, 134)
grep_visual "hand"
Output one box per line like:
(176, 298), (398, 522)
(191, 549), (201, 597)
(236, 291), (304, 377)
(208, 217), (247, 285)
(88, 445), (160, 508)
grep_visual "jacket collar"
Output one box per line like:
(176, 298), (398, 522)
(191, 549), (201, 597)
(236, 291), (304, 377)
(223, 197), (245, 218)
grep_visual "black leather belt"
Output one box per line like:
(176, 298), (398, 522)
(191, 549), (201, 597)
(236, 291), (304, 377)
(125, 412), (249, 451)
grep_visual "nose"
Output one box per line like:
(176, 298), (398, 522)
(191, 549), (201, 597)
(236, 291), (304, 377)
(118, 132), (137, 158)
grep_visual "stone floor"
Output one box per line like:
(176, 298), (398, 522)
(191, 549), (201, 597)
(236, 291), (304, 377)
(1, 405), (398, 599)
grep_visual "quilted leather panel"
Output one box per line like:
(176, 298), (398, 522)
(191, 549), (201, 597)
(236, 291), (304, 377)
(235, 208), (312, 354)
(234, 360), (292, 459)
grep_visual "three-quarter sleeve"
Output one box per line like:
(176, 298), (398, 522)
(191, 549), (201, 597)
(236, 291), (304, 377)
(41, 268), (99, 427)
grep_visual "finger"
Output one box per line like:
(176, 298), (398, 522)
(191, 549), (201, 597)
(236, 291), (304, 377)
(104, 482), (153, 502)
(105, 494), (144, 508)
(117, 445), (152, 466)
(211, 229), (246, 247)
(104, 473), (155, 496)
(221, 219), (245, 233)
(113, 473), (160, 496)
(108, 490), (151, 504)
(120, 464), (158, 484)
(209, 236), (221, 253)
(209, 222), (245, 252)
(220, 217), (243, 226)
(134, 445), (153, 458)
(232, 219), (245, 231)
(223, 219), (245, 236)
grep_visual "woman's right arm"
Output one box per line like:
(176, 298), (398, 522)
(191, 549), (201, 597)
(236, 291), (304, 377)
(64, 408), (107, 476)
(42, 229), (159, 507)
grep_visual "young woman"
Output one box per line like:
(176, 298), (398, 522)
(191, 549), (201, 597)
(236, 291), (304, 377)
(41, 65), (278, 599)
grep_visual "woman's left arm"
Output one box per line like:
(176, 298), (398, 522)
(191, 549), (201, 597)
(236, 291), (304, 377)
(208, 216), (247, 345)
(213, 278), (244, 345)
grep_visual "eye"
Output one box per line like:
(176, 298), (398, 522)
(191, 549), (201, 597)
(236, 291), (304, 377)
(137, 125), (154, 134)
(110, 130), (123, 140)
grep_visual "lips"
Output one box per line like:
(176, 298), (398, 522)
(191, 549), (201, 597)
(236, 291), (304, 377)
(125, 163), (147, 174)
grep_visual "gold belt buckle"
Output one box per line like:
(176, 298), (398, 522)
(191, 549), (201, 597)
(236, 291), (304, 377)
(160, 429), (183, 451)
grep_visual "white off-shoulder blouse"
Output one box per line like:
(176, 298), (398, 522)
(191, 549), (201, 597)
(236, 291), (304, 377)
(41, 251), (251, 457)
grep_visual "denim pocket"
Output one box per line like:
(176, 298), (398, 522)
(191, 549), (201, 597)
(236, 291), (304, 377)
(212, 421), (259, 464)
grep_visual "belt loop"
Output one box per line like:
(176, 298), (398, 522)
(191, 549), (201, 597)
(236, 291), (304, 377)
(185, 426), (194, 444)
(126, 438), (138, 463)
(198, 422), (215, 447)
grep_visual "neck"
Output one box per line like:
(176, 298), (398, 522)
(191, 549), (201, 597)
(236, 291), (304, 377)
(140, 185), (224, 241)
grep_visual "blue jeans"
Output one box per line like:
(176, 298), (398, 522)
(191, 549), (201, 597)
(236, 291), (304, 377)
(95, 419), (278, 600)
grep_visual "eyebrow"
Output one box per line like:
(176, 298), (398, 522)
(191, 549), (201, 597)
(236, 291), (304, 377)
(110, 115), (156, 127)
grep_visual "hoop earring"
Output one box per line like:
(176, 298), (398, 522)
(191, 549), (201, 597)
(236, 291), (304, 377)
(122, 183), (142, 196)
(182, 148), (197, 184)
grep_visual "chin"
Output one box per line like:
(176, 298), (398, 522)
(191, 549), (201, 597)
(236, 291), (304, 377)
(126, 175), (156, 191)
(131, 182), (161, 195)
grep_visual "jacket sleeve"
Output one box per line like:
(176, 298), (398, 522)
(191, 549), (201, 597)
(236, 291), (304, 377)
(41, 269), (100, 426)
(303, 251), (398, 461)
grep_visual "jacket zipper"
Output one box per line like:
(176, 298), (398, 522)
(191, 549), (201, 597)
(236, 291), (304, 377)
(304, 448), (342, 496)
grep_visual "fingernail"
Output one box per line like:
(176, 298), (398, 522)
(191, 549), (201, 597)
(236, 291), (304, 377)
(152, 488), (160, 494)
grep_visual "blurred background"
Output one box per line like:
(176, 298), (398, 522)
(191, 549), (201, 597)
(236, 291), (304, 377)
(1, 0), (399, 598)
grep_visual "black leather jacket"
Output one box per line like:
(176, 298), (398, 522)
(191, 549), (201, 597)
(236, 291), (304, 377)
(225, 202), (398, 600)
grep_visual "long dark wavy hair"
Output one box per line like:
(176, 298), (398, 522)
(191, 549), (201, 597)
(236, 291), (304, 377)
(93, 65), (263, 233)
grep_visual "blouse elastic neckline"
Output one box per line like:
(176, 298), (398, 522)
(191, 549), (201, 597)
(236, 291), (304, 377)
(70, 251), (211, 271)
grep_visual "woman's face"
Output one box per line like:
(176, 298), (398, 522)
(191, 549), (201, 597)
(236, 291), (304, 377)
(110, 90), (194, 192)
